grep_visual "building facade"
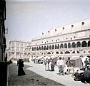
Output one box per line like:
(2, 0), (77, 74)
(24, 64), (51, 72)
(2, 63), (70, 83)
(9, 41), (31, 61)
(31, 19), (90, 60)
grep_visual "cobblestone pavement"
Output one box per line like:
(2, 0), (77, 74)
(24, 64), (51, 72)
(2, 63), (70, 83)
(8, 63), (65, 86)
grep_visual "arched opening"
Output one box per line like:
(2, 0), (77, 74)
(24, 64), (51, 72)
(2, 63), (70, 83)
(42, 46), (44, 50)
(64, 43), (67, 48)
(39, 46), (41, 50)
(46, 45), (48, 50)
(49, 45), (51, 49)
(32, 47), (34, 51)
(88, 40), (90, 47)
(65, 51), (70, 54)
(72, 42), (76, 48)
(60, 44), (63, 48)
(82, 41), (87, 47)
(68, 43), (71, 48)
(77, 42), (81, 47)
(37, 46), (39, 50)
(56, 51), (59, 54)
(57, 44), (59, 49)
(60, 51), (63, 54)
(47, 52), (51, 54)
(55, 44), (59, 49)
(44, 46), (46, 50)
(52, 45), (54, 49)
(55, 44), (57, 49)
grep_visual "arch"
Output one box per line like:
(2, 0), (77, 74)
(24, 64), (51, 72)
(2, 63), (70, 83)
(39, 46), (41, 50)
(44, 46), (46, 50)
(65, 51), (70, 54)
(82, 41), (87, 47)
(64, 43), (67, 48)
(77, 41), (81, 47)
(55, 44), (59, 49)
(56, 51), (59, 54)
(55, 44), (57, 49)
(68, 43), (71, 48)
(72, 42), (76, 48)
(60, 44), (63, 48)
(37, 46), (39, 50)
(60, 51), (63, 54)
(52, 45), (54, 49)
(32, 47), (34, 51)
(47, 52), (51, 54)
(46, 45), (48, 50)
(49, 45), (51, 49)
(57, 44), (59, 49)
(42, 46), (44, 50)
(88, 40), (90, 47)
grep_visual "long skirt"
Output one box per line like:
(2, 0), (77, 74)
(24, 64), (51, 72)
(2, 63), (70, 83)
(18, 67), (25, 76)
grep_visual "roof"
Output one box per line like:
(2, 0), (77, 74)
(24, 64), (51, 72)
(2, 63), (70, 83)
(39, 19), (90, 39)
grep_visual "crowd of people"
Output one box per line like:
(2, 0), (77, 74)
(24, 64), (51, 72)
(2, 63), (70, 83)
(44, 57), (70, 75)
(43, 56), (90, 83)
(31, 56), (90, 83)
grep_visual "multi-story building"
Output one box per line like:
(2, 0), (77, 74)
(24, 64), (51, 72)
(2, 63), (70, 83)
(31, 19), (90, 61)
(9, 41), (31, 61)
(0, 0), (8, 86)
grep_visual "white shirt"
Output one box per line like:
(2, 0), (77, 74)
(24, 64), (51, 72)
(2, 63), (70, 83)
(57, 59), (64, 66)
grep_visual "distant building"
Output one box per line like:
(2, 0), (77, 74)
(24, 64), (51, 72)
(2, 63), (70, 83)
(5, 49), (9, 61)
(9, 41), (31, 61)
(31, 19), (90, 60)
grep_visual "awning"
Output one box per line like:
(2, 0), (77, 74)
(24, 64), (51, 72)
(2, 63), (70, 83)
(71, 56), (80, 60)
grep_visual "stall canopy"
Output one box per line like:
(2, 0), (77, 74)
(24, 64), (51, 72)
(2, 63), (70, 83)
(71, 56), (80, 60)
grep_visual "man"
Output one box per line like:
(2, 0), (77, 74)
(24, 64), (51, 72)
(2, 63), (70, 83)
(84, 58), (89, 68)
(57, 57), (64, 75)
(83, 66), (90, 83)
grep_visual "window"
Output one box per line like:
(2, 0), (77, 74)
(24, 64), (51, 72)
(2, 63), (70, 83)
(55, 29), (57, 32)
(88, 40), (90, 47)
(60, 44), (63, 48)
(64, 43), (67, 48)
(72, 42), (76, 48)
(42, 32), (44, 35)
(68, 43), (71, 48)
(82, 22), (85, 25)
(65, 51), (70, 54)
(71, 25), (74, 28)
(48, 31), (50, 33)
(82, 41), (87, 47)
(49, 45), (51, 49)
(56, 52), (59, 54)
(63, 27), (65, 30)
(52, 45), (54, 49)
(77, 42), (81, 47)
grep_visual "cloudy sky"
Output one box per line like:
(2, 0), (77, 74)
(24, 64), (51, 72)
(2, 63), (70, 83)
(5, 0), (90, 47)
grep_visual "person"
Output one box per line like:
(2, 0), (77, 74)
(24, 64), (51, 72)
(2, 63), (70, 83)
(44, 58), (48, 70)
(74, 66), (90, 83)
(17, 59), (25, 76)
(74, 70), (81, 81)
(83, 66), (90, 83)
(57, 57), (64, 75)
(84, 58), (89, 68)
(48, 58), (52, 71)
(66, 57), (71, 74)
(51, 59), (55, 71)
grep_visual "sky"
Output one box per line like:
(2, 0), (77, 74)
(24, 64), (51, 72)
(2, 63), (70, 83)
(5, 0), (90, 48)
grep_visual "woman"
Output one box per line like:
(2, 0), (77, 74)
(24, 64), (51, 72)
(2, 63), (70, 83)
(17, 59), (25, 76)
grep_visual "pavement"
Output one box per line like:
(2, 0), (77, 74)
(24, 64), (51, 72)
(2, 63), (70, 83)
(13, 60), (90, 86)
